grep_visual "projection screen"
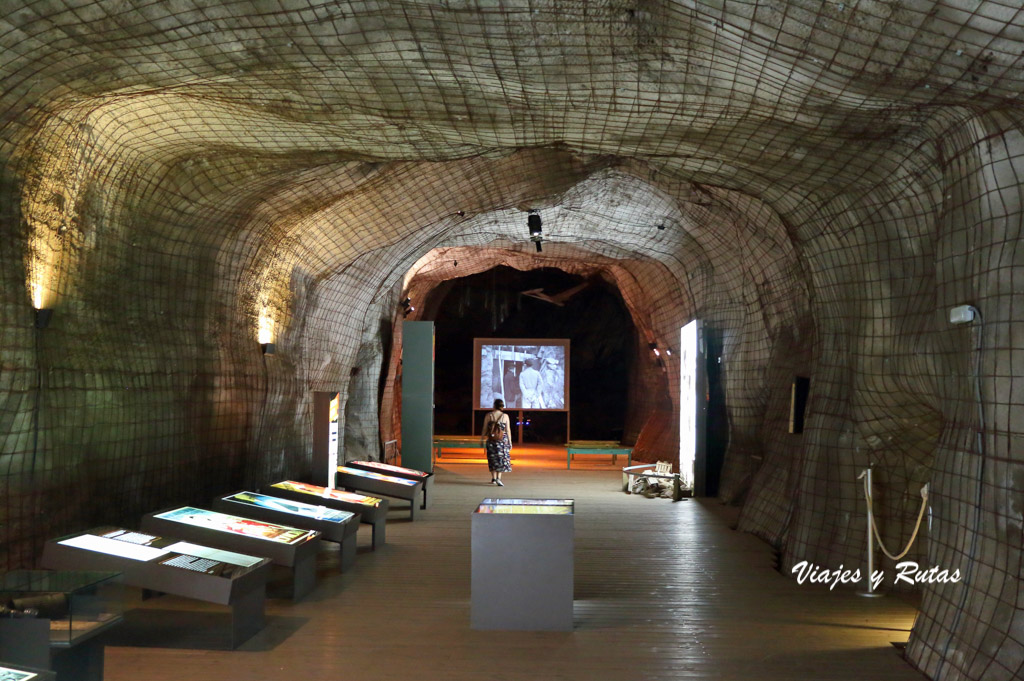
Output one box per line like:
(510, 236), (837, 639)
(473, 338), (570, 411)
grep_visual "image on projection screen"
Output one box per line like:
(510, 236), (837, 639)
(474, 339), (569, 410)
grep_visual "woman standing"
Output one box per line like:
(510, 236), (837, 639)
(481, 398), (512, 486)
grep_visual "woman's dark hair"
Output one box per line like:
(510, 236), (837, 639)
(493, 398), (505, 410)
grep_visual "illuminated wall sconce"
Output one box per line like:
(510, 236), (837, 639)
(257, 304), (276, 354)
(649, 342), (661, 357)
(28, 276), (54, 329)
(28, 265), (56, 329)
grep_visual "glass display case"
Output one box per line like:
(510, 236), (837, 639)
(0, 571), (123, 647)
(0, 662), (55, 681)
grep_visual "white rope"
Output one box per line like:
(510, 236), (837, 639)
(863, 476), (929, 561)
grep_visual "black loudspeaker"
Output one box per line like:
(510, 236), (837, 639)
(789, 376), (810, 434)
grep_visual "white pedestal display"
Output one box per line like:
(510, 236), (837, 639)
(470, 498), (574, 631)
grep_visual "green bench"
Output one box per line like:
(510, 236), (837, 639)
(433, 436), (484, 459)
(564, 440), (632, 469)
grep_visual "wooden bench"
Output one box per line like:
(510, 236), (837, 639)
(565, 440), (632, 469)
(622, 462), (686, 502)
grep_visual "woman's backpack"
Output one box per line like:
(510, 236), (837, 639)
(487, 417), (504, 443)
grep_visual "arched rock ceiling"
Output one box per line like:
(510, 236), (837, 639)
(5, 0), (1024, 264)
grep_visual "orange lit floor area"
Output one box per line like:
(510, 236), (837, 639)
(105, 445), (924, 681)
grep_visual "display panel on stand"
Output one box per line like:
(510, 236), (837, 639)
(473, 338), (569, 411)
(151, 507), (317, 545)
(55, 528), (267, 575)
(476, 498), (574, 515)
(269, 480), (384, 507)
(221, 492), (355, 523)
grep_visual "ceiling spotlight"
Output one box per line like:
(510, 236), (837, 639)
(649, 342), (660, 357)
(657, 224), (666, 230)
(528, 212), (543, 252)
(401, 297), (412, 308)
(456, 210), (465, 217)
(528, 213), (542, 237)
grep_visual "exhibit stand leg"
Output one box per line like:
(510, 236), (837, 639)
(292, 553), (317, 601)
(52, 637), (105, 681)
(230, 586), (266, 649)
(339, 534), (357, 572)
(371, 519), (386, 549)
(421, 476), (432, 509)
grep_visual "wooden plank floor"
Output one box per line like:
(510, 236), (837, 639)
(104, 445), (926, 680)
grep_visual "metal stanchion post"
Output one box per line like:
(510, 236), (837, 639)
(857, 466), (884, 597)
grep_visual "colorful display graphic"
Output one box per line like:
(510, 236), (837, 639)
(272, 480), (383, 507)
(224, 491), (355, 523)
(154, 507), (315, 545)
(337, 466), (418, 486)
(481, 498), (573, 506)
(476, 504), (573, 515)
(0, 667), (38, 681)
(477, 498), (574, 515)
(59, 533), (171, 562)
(353, 461), (429, 478)
(474, 338), (569, 411)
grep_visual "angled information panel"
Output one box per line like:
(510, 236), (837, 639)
(141, 507), (321, 601)
(347, 460), (434, 508)
(41, 526), (270, 648)
(335, 466), (425, 520)
(214, 492), (360, 572)
(266, 480), (389, 549)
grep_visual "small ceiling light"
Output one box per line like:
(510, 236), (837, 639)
(665, 347), (673, 356)
(528, 213), (542, 237)
(649, 342), (660, 357)
(528, 212), (543, 252)
(456, 210), (465, 217)
(657, 224), (666, 230)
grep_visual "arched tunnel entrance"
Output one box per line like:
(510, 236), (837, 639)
(425, 265), (636, 445)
